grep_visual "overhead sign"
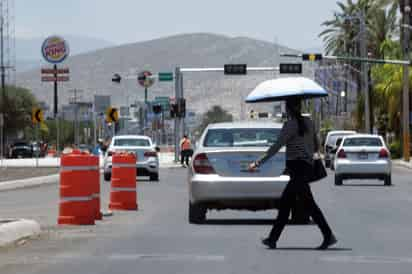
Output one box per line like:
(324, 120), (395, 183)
(224, 64), (247, 75)
(138, 71), (154, 88)
(106, 107), (119, 123)
(32, 108), (44, 124)
(41, 36), (70, 64)
(158, 72), (173, 81)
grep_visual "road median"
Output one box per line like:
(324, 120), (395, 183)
(0, 219), (41, 248)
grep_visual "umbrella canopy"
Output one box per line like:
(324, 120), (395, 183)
(245, 77), (328, 103)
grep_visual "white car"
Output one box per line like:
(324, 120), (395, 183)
(188, 121), (290, 223)
(103, 135), (159, 181)
(324, 130), (356, 168)
(334, 134), (392, 186)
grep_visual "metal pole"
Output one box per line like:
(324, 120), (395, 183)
(0, 10), (5, 160)
(0, 115), (3, 167)
(174, 67), (181, 162)
(53, 64), (58, 118)
(35, 123), (39, 168)
(360, 10), (371, 133)
(403, 1), (411, 162)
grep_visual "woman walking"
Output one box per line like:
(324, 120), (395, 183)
(248, 98), (337, 250)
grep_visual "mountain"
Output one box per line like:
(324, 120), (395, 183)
(17, 33), (301, 118)
(16, 35), (115, 72)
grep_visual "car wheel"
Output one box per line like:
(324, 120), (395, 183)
(149, 172), (159, 182)
(188, 202), (206, 224)
(104, 172), (111, 182)
(334, 175), (343, 186)
(384, 175), (392, 186)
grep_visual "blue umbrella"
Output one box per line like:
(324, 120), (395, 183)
(245, 77), (328, 103)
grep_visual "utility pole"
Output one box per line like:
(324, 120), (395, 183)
(402, 0), (411, 162)
(360, 10), (371, 133)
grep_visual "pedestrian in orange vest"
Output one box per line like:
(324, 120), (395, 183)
(180, 135), (192, 167)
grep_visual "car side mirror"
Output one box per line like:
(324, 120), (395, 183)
(331, 148), (337, 154)
(155, 146), (160, 152)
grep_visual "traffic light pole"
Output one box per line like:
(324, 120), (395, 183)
(174, 67), (183, 162)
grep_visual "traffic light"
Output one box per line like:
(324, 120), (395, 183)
(279, 63), (302, 74)
(112, 73), (121, 83)
(170, 103), (178, 118)
(302, 54), (322, 61)
(224, 64), (247, 75)
(152, 104), (162, 114)
(177, 98), (186, 118)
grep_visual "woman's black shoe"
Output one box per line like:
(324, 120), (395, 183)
(317, 234), (337, 250)
(261, 238), (277, 249)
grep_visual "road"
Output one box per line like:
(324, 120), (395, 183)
(0, 166), (412, 274)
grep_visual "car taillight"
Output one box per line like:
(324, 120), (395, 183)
(379, 148), (389, 158)
(144, 151), (157, 157)
(337, 149), (346, 159)
(193, 153), (216, 174)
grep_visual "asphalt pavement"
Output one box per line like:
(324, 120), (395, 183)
(0, 166), (412, 274)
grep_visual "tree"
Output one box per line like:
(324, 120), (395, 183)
(0, 86), (37, 137)
(196, 105), (233, 134)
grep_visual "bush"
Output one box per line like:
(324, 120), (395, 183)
(389, 140), (401, 159)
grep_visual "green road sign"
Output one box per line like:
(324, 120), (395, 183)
(158, 72), (174, 81)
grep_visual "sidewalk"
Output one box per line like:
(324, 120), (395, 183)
(0, 152), (181, 169)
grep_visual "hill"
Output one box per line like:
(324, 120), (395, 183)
(17, 33), (301, 118)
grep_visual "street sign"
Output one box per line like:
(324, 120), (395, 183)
(41, 36), (70, 64)
(32, 108), (44, 124)
(138, 71), (154, 88)
(302, 53), (323, 61)
(224, 64), (247, 75)
(158, 72), (174, 81)
(41, 68), (70, 74)
(279, 63), (302, 74)
(106, 107), (119, 123)
(41, 76), (70, 82)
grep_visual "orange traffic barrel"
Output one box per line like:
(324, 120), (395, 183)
(58, 150), (98, 225)
(109, 152), (138, 211)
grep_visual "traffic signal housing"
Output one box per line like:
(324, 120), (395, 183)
(170, 103), (178, 118)
(302, 53), (322, 61)
(177, 98), (186, 118)
(112, 73), (121, 83)
(279, 63), (302, 74)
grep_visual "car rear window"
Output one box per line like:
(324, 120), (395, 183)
(204, 128), (281, 147)
(114, 139), (150, 147)
(343, 137), (382, 147)
(327, 133), (354, 146)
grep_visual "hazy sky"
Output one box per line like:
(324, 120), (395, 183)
(16, 0), (339, 50)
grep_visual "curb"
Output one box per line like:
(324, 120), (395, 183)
(0, 219), (41, 247)
(393, 160), (412, 170)
(0, 174), (59, 192)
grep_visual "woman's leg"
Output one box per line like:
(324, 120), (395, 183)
(268, 179), (298, 242)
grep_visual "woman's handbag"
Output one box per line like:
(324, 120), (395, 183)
(308, 158), (327, 183)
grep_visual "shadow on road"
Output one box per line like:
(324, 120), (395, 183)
(273, 247), (352, 251)
(199, 219), (315, 226)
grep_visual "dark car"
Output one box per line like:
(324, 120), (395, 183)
(10, 142), (34, 158)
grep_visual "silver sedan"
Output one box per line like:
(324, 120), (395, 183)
(188, 121), (289, 223)
(334, 134), (392, 186)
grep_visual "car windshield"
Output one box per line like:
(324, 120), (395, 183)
(343, 137), (382, 147)
(204, 128), (280, 147)
(114, 138), (150, 147)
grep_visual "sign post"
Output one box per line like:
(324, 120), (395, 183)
(138, 71), (154, 128)
(32, 108), (44, 167)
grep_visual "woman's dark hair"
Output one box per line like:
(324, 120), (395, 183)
(286, 98), (307, 136)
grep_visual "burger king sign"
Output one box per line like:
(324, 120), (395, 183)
(41, 36), (70, 64)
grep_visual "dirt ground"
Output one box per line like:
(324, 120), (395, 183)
(0, 167), (59, 182)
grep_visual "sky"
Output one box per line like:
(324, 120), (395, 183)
(15, 0), (339, 50)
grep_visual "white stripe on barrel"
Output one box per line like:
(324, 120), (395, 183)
(112, 163), (136, 168)
(61, 196), (93, 202)
(60, 166), (99, 171)
(111, 187), (137, 192)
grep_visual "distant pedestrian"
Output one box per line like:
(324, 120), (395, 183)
(249, 98), (337, 250)
(180, 135), (192, 167)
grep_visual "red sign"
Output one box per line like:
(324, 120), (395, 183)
(41, 76), (70, 82)
(41, 68), (70, 74)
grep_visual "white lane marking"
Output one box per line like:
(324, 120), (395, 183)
(320, 255), (412, 264)
(108, 254), (225, 262)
